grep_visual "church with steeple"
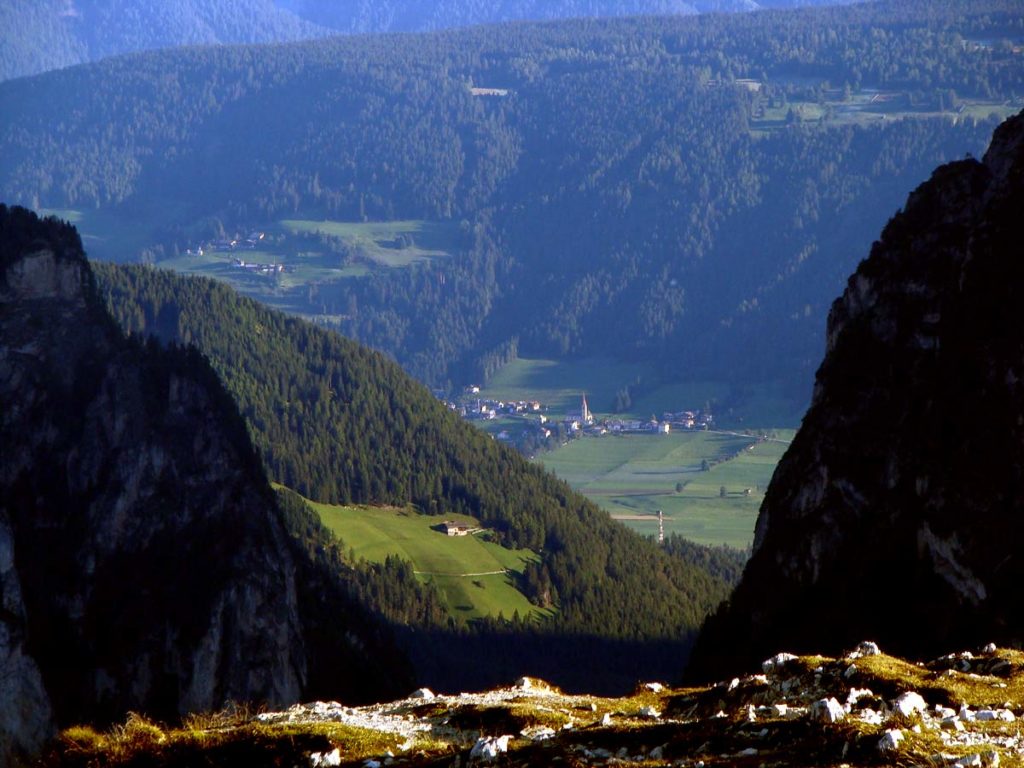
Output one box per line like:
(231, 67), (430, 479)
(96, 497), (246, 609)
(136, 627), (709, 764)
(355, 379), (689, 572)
(579, 393), (593, 425)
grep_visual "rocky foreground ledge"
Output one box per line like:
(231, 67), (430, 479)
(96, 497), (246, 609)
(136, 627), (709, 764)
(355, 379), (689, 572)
(41, 644), (1024, 767)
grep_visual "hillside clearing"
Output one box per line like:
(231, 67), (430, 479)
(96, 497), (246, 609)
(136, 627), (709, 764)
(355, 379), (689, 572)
(309, 501), (548, 621)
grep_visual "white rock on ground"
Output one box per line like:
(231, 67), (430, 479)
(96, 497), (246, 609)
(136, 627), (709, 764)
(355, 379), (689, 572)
(846, 688), (874, 708)
(639, 705), (661, 719)
(846, 641), (881, 659)
(942, 716), (966, 732)
(982, 643), (998, 654)
(975, 709), (1015, 722)
(470, 735), (512, 761)
(520, 726), (556, 741)
(309, 749), (341, 767)
(859, 709), (884, 726)
(810, 698), (846, 723)
(893, 691), (927, 717)
(762, 652), (798, 673)
(410, 688), (435, 700)
(644, 682), (664, 693)
(877, 729), (904, 752)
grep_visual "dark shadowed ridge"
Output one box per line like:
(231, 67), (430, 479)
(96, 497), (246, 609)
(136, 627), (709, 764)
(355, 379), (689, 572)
(686, 109), (1024, 683)
(0, 205), (413, 763)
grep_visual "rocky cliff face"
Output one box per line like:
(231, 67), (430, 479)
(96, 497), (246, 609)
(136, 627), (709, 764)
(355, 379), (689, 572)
(687, 111), (1024, 682)
(0, 206), (409, 762)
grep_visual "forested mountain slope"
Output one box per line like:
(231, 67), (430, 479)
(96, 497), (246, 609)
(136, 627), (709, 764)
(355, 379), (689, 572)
(94, 261), (731, 680)
(0, 0), (860, 82)
(687, 110), (1024, 682)
(277, 0), (858, 35)
(0, 206), (415, 761)
(2, 1), (1019, 393)
(0, 0), (331, 82)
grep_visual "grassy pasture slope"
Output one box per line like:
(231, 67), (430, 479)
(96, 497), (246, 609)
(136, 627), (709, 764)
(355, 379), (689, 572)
(311, 502), (547, 621)
(279, 218), (457, 268)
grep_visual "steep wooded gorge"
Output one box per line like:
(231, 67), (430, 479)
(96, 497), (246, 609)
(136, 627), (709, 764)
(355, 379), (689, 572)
(0, 204), (731, 760)
(1, 0), (1020, 392)
(688, 109), (1024, 683)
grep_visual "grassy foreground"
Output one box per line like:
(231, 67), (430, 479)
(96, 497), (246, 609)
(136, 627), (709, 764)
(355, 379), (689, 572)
(43, 644), (1024, 767)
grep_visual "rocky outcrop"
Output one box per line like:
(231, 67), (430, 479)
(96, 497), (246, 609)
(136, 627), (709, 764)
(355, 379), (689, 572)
(0, 206), (412, 762)
(43, 642), (1024, 767)
(687, 110), (1024, 682)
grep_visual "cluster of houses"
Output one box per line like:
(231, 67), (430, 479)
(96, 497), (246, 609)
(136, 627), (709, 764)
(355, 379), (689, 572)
(230, 257), (289, 275)
(559, 397), (713, 436)
(210, 231), (266, 252)
(439, 389), (714, 453)
(184, 231), (270, 259)
(443, 387), (543, 422)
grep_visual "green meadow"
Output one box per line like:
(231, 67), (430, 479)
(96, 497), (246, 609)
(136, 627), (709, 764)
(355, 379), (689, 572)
(39, 207), (459, 316)
(279, 218), (457, 268)
(310, 502), (548, 621)
(539, 430), (793, 549)
(481, 357), (650, 416)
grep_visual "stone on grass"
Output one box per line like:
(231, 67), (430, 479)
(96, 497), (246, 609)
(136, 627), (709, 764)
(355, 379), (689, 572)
(877, 729), (904, 752)
(846, 688), (874, 708)
(410, 688), (435, 700)
(470, 735), (512, 761)
(893, 691), (927, 717)
(639, 705), (661, 719)
(811, 698), (846, 723)
(941, 716), (965, 732)
(846, 641), (881, 659)
(860, 709), (884, 726)
(762, 652), (798, 673)
(520, 726), (556, 741)
(975, 709), (1015, 722)
(309, 750), (342, 768)
(982, 643), (998, 654)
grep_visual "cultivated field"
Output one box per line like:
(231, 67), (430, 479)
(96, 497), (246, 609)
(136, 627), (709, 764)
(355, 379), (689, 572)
(310, 502), (548, 621)
(539, 430), (793, 548)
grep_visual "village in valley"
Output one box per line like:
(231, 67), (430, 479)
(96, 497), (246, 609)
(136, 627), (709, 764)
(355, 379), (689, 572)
(439, 386), (714, 455)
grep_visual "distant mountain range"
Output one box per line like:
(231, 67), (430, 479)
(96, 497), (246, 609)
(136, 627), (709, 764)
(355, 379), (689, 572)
(0, 0), (864, 81)
(1, 1), (1019, 398)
